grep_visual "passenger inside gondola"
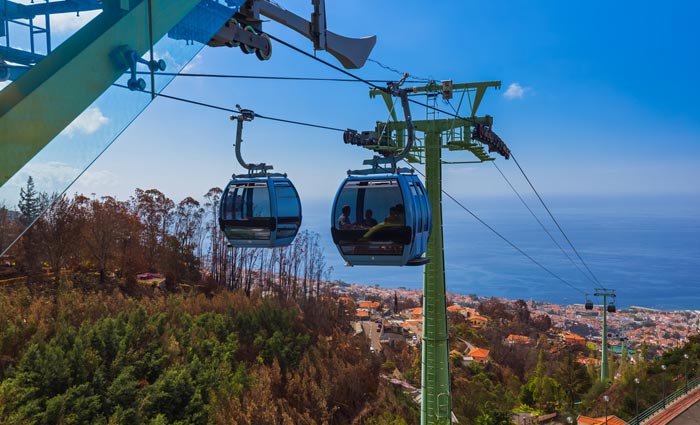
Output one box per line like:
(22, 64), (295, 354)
(362, 204), (405, 239)
(338, 205), (354, 229)
(332, 176), (423, 261)
(363, 209), (378, 227)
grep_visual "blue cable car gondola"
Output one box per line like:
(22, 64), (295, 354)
(331, 78), (431, 266)
(218, 108), (302, 247)
(331, 172), (430, 266)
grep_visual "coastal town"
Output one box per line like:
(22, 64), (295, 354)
(333, 281), (700, 360)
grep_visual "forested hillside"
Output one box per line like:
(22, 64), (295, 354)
(0, 284), (418, 424)
(2, 181), (699, 424)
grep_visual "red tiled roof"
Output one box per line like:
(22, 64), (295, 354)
(467, 348), (490, 359)
(506, 334), (530, 343)
(358, 301), (381, 309)
(578, 415), (626, 425)
(564, 332), (586, 342)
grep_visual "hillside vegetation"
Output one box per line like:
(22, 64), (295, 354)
(0, 283), (414, 424)
(2, 182), (699, 424)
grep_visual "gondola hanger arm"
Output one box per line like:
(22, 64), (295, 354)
(230, 106), (274, 177)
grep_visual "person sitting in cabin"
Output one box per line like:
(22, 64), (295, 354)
(362, 204), (405, 239)
(363, 209), (378, 227)
(338, 205), (353, 229)
(383, 204), (404, 225)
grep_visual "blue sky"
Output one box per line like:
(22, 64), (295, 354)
(3, 1), (698, 201)
(48, 0), (697, 203)
(2, 1), (699, 303)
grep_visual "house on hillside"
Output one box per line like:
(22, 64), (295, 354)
(576, 357), (600, 367)
(408, 307), (423, 320)
(505, 334), (531, 345)
(355, 310), (370, 321)
(563, 332), (586, 345)
(469, 315), (489, 328)
(462, 307), (477, 318)
(402, 320), (422, 339)
(358, 300), (382, 311)
(337, 296), (354, 304)
(466, 348), (490, 364)
(447, 305), (462, 314)
(380, 322), (407, 346)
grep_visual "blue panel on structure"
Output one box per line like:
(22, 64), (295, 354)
(0, 0), (247, 256)
(169, 0), (238, 44)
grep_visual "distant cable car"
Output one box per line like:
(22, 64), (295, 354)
(331, 77), (431, 266)
(585, 297), (593, 310)
(607, 302), (616, 313)
(219, 108), (301, 247)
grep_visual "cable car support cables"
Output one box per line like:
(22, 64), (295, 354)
(135, 87), (346, 132)
(146, 85), (588, 294)
(510, 153), (602, 285)
(492, 162), (598, 286)
(135, 71), (426, 84)
(406, 165), (586, 295)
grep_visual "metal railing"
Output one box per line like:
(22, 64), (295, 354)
(628, 376), (700, 425)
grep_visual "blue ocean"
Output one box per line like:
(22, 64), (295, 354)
(299, 195), (700, 311)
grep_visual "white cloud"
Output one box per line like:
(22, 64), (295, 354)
(182, 53), (204, 72)
(72, 169), (120, 194)
(0, 162), (121, 207)
(503, 83), (527, 100)
(1, 161), (80, 202)
(49, 11), (100, 34)
(62, 107), (109, 137)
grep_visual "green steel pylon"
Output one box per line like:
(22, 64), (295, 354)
(594, 287), (616, 382)
(370, 81), (501, 424)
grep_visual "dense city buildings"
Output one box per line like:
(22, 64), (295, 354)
(333, 282), (699, 358)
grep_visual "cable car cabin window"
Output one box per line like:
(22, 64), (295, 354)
(221, 181), (273, 241)
(333, 178), (411, 256)
(274, 181), (302, 239)
(223, 181), (271, 219)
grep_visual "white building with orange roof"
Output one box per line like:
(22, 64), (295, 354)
(358, 300), (382, 310)
(466, 348), (490, 364)
(469, 315), (489, 328)
(355, 310), (370, 321)
(409, 307), (423, 319)
(505, 334), (530, 345)
(563, 332), (587, 345)
(447, 305), (462, 313)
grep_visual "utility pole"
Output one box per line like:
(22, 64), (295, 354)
(593, 287), (616, 382)
(367, 80), (506, 424)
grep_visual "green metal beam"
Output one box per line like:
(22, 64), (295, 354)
(594, 287), (616, 383)
(0, 0), (204, 187)
(422, 125), (451, 425)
